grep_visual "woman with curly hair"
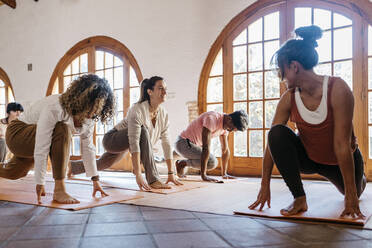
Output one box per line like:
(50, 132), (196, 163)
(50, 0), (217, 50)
(0, 74), (114, 204)
(0, 102), (24, 163)
(249, 25), (366, 218)
(69, 76), (183, 190)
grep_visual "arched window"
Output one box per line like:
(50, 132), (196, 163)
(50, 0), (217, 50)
(199, 0), (372, 178)
(0, 68), (15, 118)
(48, 36), (142, 160)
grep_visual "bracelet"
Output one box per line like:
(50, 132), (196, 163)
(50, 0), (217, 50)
(91, 175), (100, 181)
(168, 171), (175, 175)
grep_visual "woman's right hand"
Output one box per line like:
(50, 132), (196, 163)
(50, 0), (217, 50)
(248, 183), (271, 211)
(135, 174), (151, 191)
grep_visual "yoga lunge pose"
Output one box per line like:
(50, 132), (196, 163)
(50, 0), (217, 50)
(0, 74), (114, 204)
(0, 102), (24, 163)
(175, 110), (248, 182)
(69, 76), (182, 190)
(249, 25), (366, 218)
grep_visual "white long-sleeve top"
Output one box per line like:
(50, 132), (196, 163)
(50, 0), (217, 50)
(18, 95), (98, 185)
(114, 101), (173, 160)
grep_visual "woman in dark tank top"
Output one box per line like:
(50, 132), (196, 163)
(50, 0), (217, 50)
(249, 25), (366, 219)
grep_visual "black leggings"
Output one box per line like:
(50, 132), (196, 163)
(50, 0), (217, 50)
(268, 125), (365, 198)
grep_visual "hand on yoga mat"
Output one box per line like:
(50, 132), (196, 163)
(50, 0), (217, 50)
(248, 185), (271, 211)
(341, 196), (365, 219)
(36, 184), (46, 204)
(136, 175), (152, 191)
(92, 181), (109, 198)
(201, 175), (224, 183)
(166, 174), (183, 186)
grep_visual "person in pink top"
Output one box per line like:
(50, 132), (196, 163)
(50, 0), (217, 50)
(175, 110), (248, 182)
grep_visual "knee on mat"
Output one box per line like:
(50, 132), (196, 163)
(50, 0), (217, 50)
(207, 157), (218, 170)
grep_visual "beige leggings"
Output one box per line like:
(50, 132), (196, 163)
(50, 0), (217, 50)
(0, 119), (70, 180)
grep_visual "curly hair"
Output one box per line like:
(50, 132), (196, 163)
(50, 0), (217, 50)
(59, 74), (114, 123)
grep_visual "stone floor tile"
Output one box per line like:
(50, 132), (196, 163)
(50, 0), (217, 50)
(146, 219), (209, 233)
(81, 235), (156, 248)
(91, 204), (139, 213)
(4, 238), (80, 248)
(0, 227), (19, 241)
(84, 222), (147, 236)
(28, 213), (88, 225)
(88, 212), (143, 223)
(142, 209), (195, 220)
(201, 216), (266, 230)
(13, 225), (84, 240)
(0, 216), (31, 227)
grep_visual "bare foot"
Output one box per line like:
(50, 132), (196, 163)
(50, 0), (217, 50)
(280, 196), (308, 216)
(176, 160), (187, 178)
(222, 174), (237, 179)
(53, 191), (80, 204)
(150, 180), (172, 189)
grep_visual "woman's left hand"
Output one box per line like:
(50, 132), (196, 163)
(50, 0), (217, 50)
(166, 174), (183, 186)
(92, 181), (109, 197)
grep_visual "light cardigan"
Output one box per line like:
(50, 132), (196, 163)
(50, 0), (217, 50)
(18, 95), (98, 185)
(114, 101), (173, 160)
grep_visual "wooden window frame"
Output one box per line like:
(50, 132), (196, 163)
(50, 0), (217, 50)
(47, 36), (143, 169)
(198, 0), (372, 180)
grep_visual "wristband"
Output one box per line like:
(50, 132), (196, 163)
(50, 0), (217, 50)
(91, 175), (100, 181)
(168, 171), (175, 175)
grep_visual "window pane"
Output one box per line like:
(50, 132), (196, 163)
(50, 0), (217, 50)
(210, 137), (222, 157)
(105, 52), (113, 68)
(264, 70), (280, 99)
(114, 56), (123, 67)
(115, 89), (123, 111)
(314, 63), (332, 75)
(295, 8), (312, 29)
(233, 46), (247, 73)
(210, 49), (223, 76)
(316, 30), (331, 63)
(106, 118), (114, 132)
(8, 88), (14, 102)
(0, 80), (4, 87)
(264, 40), (279, 70)
(249, 101), (263, 128)
(265, 100), (279, 128)
(207, 77), (223, 103)
(314, 8), (331, 30)
(80, 54), (88, 73)
(233, 74), (247, 101)
(369, 25), (372, 56)
(71, 57), (79, 75)
(96, 70), (104, 79)
(104, 68), (114, 89)
(249, 130), (263, 157)
(130, 87), (140, 105)
(233, 29), (247, 46)
(0, 105), (5, 118)
(334, 27), (352, 60)
(114, 67), (124, 89)
(207, 104), (223, 113)
(96, 135), (104, 155)
(265, 130), (269, 148)
(63, 65), (71, 76)
(249, 72), (263, 100)
(96, 121), (105, 135)
(334, 60), (352, 90)
(248, 43), (263, 71)
(369, 58), (372, 90)
(73, 136), (81, 156)
(130, 67), (139, 87)
(96, 51), (104, 70)
(234, 102), (247, 112)
(369, 92), (372, 124)
(248, 18), (262, 43)
(64, 76), (71, 91)
(234, 131), (247, 157)
(264, 12), (279, 40)
(333, 13), (352, 28)
(115, 111), (124, 124)
(0, 88), (5, 104)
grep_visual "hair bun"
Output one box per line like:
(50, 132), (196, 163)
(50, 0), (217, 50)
(295, 25), (323, 47)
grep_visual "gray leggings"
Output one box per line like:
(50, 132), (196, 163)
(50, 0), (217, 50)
(174, 136), (218, 170)
(0, 138), (6, 163)
(70, 126), (160, 184)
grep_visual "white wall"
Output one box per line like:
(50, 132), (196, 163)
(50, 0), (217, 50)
(0, 0), (255, 141)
